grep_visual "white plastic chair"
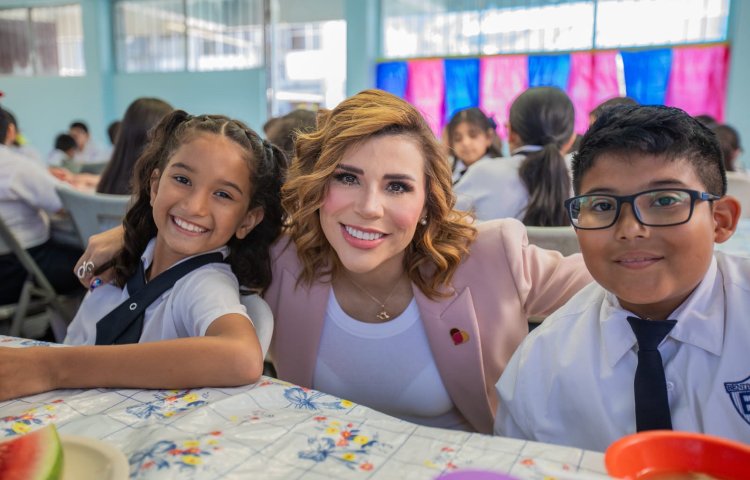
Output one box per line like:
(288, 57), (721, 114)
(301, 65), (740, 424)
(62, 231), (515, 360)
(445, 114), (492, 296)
(55, 186), (131, 246)
(0, 215), (72, 340)
(726, 172), (750, 219)
(241, 293), (274, 360)
(525, 225), (580, 256)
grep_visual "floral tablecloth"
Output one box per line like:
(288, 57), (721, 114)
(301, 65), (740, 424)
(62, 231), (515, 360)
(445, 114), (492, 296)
(0, 336), (607, 479)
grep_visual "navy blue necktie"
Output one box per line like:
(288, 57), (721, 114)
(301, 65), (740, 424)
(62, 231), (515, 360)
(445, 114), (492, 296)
(95, 252), (224, 345)
(626, 316), (677, 432)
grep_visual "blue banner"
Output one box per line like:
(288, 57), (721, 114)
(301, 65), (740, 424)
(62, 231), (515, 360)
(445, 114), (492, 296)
(444, 58), (480, 123)
(621, 49), (673, 105)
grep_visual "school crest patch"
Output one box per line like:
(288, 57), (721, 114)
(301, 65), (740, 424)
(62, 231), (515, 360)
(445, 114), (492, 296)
(724, 375), (750, 426)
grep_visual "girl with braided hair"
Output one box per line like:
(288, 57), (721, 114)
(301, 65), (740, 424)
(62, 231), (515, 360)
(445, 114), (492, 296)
(0, 110), (287, 400)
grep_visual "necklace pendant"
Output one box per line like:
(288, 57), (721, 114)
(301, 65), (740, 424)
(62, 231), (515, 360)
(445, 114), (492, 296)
(376, 310), (390, 321)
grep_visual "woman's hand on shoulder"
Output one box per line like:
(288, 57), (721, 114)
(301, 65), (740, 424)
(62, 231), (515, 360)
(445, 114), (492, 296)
(75, 225), (125, 287)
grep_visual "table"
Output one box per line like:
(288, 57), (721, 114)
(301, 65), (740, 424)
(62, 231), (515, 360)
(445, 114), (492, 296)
(0, 336), (607, 479)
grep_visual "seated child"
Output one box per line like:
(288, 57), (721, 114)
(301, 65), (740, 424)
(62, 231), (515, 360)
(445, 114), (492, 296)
(495, 105), (747, 451)
(0, 110), (287, 400)
(47, 133), (78, 169)
(445, 107), (502, 183)
(0, 108), (84, 305)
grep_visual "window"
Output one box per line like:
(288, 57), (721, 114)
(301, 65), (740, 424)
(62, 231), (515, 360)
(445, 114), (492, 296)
(381, 0), (731, 59)
(595, 0), (730, 48)
(114, 0), (263, 73)
(270, 0), (346, 116)
(0, 4), (85, 76)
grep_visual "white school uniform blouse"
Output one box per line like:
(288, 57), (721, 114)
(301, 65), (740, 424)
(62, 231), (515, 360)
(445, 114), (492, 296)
(64, 239), (251, 345)
(495, 252), (750, 452)
(0, 144), (64, 253)
(453, 153), (528, 221)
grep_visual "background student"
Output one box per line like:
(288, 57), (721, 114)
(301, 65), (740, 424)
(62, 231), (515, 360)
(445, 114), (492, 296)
(0, 110), (287, 401)
(454, 87), (577, 226)
(1, 108), (43, 163)
(713, 123), (744, 173)
(97, 97), (173, 195)
(69, 120), (108, 164)
(445, 107), (503, 183)
(263, 108), (317, 160)
(46, 133), (78, 169)
(495, 105), (747, 451)
(0, 105), (84, 306)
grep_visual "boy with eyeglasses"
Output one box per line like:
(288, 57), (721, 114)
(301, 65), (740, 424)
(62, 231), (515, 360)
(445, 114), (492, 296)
(494, 105), (747, 451)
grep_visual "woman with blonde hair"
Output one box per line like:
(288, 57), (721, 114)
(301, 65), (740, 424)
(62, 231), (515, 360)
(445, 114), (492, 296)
(76, 89), (590, 433)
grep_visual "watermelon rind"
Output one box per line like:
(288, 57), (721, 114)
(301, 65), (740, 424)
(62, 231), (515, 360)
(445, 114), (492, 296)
(0, 423), (63, 480)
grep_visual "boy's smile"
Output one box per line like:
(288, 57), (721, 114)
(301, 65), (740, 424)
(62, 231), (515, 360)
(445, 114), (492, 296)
(575, 153), (729, 320)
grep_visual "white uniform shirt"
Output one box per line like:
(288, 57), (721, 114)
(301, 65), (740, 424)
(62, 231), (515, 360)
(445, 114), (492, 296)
(495, 253), (750, 451)
(313, 291), (471, 430)
(454, 153), (528, 221)
(64, 239), (251, 345)
(0, 144), (64, 253)
(73, 141), (109, 164)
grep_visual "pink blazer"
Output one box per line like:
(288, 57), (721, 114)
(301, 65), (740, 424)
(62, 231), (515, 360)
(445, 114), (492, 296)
(265, 219), (592, 433)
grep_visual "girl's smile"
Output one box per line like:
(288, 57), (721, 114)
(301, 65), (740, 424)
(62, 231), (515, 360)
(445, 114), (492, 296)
(149, 134), (262, 276)
(172, 215), (209, 234)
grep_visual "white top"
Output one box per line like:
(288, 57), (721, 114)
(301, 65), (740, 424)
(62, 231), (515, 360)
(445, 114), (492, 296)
(12, 144), (43, 164)
(74, 141), (109, 164)
(454, 153), (528, 221)
(0, 144), (64, 253)
(313, 291), (471, 430)
(64, 239), (251, 345)
(495, 253), (750, 451)
(46, 149), (69, 167)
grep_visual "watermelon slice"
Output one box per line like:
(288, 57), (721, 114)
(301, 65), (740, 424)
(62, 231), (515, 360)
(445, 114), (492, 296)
(0, 424), (63, 480)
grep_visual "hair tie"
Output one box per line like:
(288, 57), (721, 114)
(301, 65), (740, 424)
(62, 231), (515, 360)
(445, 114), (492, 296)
(488, 116), (498, 130)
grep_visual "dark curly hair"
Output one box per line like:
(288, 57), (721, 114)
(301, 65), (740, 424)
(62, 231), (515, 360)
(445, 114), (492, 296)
(109, 110), (287, 293)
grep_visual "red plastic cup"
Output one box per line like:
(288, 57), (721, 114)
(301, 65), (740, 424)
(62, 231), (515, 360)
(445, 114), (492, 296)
(605, 430), (750, 479)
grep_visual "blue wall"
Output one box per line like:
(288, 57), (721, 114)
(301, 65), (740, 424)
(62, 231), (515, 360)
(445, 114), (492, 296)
(112, 70), (266, 132)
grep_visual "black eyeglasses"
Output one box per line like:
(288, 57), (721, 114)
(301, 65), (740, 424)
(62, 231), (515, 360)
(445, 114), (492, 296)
(564, 188), (721, 230)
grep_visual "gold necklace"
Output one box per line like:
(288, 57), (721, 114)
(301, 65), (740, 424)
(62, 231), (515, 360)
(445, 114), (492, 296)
(346, 274), (401, 321)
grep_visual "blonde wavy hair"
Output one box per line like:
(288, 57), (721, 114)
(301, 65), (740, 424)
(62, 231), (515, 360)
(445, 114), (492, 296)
(282, 89), (477, 299)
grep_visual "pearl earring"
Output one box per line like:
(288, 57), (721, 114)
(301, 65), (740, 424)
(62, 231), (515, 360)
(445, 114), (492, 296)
(419, 217), (427, 225)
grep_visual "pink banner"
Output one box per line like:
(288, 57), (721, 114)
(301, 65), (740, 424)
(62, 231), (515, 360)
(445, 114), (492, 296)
(567, 51), (621, 134)
(479, 55), (528, 140)
(665, 45), (730, 122)
(405, 59), (445, 137)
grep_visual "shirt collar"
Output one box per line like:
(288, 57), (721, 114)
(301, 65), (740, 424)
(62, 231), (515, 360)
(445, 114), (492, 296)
(140, 238), (230, 272)
(601, 256), (724, 367)
(511, 145), (544, 155)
